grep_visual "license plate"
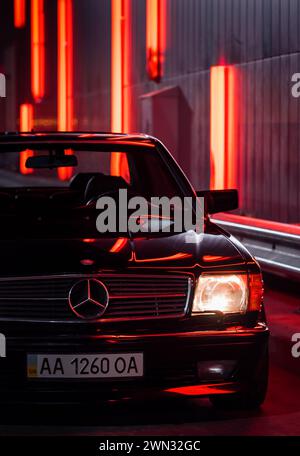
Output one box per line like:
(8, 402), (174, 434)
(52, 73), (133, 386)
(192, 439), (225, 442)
(27, 353), (144, 379)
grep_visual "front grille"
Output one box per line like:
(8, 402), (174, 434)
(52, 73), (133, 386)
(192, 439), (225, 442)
(0, 274), (192, 322)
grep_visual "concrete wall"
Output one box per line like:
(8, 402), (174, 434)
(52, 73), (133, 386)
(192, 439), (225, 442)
(71, 0), (300, 223)
(1, 0), (300, 223)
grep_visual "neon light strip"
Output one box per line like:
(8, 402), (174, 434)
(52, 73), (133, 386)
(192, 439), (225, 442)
(14, 0), (26, 28)
(57, 0), (73, 131)
(213, 213), (300, 238)
(57, 0), (73, 180)
(110, 0), (131, 177)
(146, 0), (159, 80)
(111, 0), (123, 133)
(31, 0), (45, 101)
(226, 66), (236, 188)
(146, 0), (165, 82)
(19, 104), (34, 174)
(210, 65), (236, 190)
(210, 66), (225, 189)
(122, 0), (131, 134)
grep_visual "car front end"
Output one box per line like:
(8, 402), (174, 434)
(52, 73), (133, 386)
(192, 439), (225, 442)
(0, 133), (269, 409)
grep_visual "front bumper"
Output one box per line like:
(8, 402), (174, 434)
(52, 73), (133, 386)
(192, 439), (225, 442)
(0, 322), (269, 404)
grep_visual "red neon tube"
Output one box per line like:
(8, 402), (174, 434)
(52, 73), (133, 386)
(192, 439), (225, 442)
(111, 0), (123, 133)
(57, 0), (73, 180)
(14, 0), (26, 28)
(19, 103), (34, 174)
(146, 0), (166, 82)
(31, 0), (45, 101)
(110, 0), (131, 178)
(210, 65), (236, 190)
(226, 66), (237, 189)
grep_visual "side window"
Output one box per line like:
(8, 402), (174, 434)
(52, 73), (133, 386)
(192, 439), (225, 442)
(128, 152), (181, 199)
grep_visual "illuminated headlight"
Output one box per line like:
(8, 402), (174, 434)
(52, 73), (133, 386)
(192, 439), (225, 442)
(192, 274), (248, 314)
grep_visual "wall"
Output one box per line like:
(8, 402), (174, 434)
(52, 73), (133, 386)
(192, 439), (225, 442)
(1, 0), (300, 223)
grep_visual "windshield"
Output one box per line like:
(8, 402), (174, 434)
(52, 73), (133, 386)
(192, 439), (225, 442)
(0, 143), (202, 239)
(0, 145), (183, 200)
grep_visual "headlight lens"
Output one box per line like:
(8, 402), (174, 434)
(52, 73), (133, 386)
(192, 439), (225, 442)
(192, 273), (248, 314)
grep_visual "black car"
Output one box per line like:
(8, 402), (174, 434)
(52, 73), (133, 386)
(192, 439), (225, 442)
(0, 132), (268, 410)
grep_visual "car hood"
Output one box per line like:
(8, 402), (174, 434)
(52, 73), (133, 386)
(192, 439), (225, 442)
(0, 223), (246, 276)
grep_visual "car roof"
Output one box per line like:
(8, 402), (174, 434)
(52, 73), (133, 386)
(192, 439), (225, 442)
(0, 131), (155, 147)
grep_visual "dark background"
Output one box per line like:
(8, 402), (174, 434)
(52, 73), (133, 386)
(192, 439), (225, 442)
(0, 0), (300, 223)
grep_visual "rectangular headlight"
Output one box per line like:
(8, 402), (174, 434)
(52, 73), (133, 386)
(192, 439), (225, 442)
(192, 273), (249, 314)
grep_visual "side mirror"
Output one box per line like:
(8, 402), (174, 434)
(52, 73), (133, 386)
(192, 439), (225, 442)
(196, 189), (238, 214)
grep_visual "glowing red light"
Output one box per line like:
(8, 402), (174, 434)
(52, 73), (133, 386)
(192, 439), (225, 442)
(146, 0), (166, 82)
(210, 65), (237, 190)
(111, 0), (131, 175)
(214, 212), (300, 236)
(80, 259), (95, 266)
(57, 0), (73, 180)
(19, 104), (34, 174)
(31, 0), (45, 101)
(110, 0), (131, 132)
(14, 0), (26, 28)
(109, 238), (128, 253)
(202, 255), (231, 263)
(248, 273), (263, 312)
(110, 152), (131, 183)
(165, 385), (233, 396)
(226, 66), (237, 189)
(131, 252), (192, 263)
(111, 0), (123, 133)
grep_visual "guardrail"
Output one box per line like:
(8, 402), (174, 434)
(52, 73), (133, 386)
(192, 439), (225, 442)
(212, 214), (300, 280)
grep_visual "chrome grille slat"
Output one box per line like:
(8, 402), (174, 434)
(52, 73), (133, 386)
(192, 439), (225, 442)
(0, 274), (192, 322)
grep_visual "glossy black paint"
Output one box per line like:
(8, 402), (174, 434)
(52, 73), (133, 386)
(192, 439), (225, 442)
(0, 133), (269, 403)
